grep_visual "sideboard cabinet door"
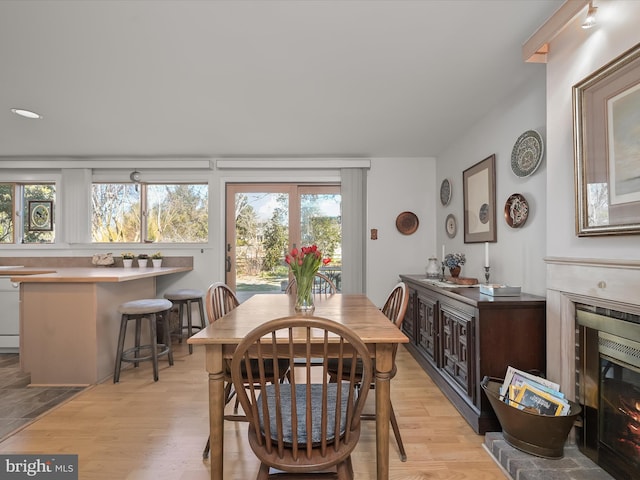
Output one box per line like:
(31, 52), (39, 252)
(417, 291), (439, 368)
(440, 304), (474, 401)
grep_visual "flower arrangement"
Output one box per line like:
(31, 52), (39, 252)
(121, 252), (134, 259)
(151, 251), (163, 259)
(285, 245), (331, 312)
(444, 253), (466, 269)
(137, 253), (149, 260)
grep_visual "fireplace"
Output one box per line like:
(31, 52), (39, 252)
(575, 303), (640, 480)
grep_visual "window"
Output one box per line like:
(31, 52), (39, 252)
(0, 183), (56, 244)
(91, 183), (208, 243)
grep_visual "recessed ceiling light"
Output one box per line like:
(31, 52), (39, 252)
(11, 108), (43, 119)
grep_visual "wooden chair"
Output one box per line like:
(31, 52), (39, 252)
(284, 272), (337, 295)
(230, 315), (373, 480)
(285, 272), (337, 373)
(327, 281), (409, 461)
(205, 281), (240, 324)
(202, 282), (240, 459)
(202, 282), (288, 459)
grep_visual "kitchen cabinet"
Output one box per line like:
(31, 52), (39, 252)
(0, 277), (20, 352)
(400, 274), (546, 434)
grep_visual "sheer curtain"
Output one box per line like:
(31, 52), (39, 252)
(340, 168), (367, 294)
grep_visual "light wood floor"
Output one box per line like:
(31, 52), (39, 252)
(0, 343), (506, 480)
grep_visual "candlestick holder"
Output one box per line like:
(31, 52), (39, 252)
(440, 262), (446, 282)
(484, 266), (490, 284)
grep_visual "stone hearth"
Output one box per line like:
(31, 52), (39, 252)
(484, 432), (614, 480)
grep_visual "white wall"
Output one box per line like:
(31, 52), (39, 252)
(436, 69), (548, 296)
(366, 157), (436, 305)
(1, 160), (437, 307)
(546, 0), (640, 261)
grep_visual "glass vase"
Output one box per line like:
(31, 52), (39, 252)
(294, 274), (315, 313)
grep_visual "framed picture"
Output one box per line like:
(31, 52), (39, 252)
(463, 154), (496, 243)
(28, 200), (53, 231)
(573, 42), (640, 236)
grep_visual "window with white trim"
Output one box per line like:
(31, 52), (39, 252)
(0, 183), (56, 244)
(91, 183), (208, 243)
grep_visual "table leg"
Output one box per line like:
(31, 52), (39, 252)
(205, 346), (225, 480)
(375, 344), (393, 480)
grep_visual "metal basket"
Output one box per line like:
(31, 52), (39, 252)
(481, 376), (582, 459)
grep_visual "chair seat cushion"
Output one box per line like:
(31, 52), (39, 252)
(118, 298), (173, 315)
(258, 383), (348, 445)
(328, 357), (364, 377)
(225, 359), (289, 380)
(163, 289), (204, 301)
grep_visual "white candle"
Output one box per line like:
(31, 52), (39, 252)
(442, 245), (445, 263)
(484, 242), (489, 267)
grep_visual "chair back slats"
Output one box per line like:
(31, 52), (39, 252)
(205, 282), (240, 323)
(230, 316), (372, 472)
(284, 272), (338, 295)
(381, 282), (409, 328)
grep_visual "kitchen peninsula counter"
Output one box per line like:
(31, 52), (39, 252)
(8, 266), (191, 283)
(13, 265), (192, 385)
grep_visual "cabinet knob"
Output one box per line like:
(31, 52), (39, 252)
(597, 281), (606, 289)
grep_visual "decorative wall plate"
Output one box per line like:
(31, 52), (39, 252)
(511, 130), (544, 178)
(396, 211), (419, 235)
(440, 178), (452, 206)
(445, 213), (457, 238)
(504, 193), (529, 228)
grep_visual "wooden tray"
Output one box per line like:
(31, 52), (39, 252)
(448, 276), (478, 285)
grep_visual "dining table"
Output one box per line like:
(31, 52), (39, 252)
(188, 292), (409, 480)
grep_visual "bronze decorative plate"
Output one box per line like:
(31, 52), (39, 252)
(504, 193), (529, 228)
(396, 211), (419, 235)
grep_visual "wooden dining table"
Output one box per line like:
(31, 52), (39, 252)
(188, 292), (409, 480)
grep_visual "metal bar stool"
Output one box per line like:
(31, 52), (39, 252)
(163, 289), (206, 354)
(114, 298), (174, 383)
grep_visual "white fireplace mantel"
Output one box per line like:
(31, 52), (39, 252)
(545, 257), (640, 398)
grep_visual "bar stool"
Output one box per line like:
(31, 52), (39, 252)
(114, 298), (174, 383)
(163, 289), (206, 354)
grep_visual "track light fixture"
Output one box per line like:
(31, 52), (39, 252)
(582, 2), (597, 29)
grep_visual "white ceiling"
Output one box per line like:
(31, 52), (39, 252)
(0, 0), (566, 161)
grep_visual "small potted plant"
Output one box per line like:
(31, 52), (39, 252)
(121, 252), (134, 268)
(444, 253), (466, 278)
(151, 251), (163, 268)
(137, 253), (149, 268)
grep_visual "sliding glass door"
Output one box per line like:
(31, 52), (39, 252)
(225, 183), (341, 301)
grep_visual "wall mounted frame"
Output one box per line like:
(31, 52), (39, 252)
(573, 42), (640, 236)
(463, 154), (496, 243)
(28, 200), (53, 231)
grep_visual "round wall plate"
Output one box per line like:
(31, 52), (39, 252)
(440, 179), (452, 206)
(396, 211), (419, 235)
(504, 193), (529, 228)
(445, 213), (457, 238)
(511, 130), (544, 177)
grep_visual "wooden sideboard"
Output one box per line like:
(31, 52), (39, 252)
(399, 274), (546, 434)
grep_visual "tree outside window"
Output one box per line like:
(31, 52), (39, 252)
(0, 183), (56, 244)
(91, 183), (208, 243)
